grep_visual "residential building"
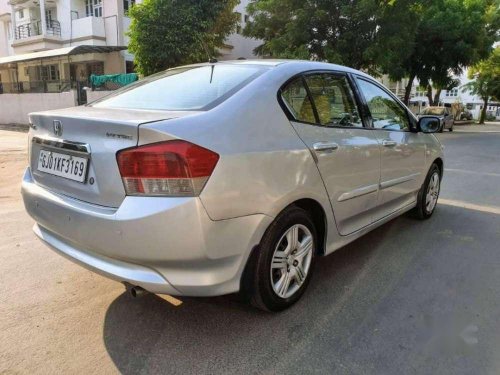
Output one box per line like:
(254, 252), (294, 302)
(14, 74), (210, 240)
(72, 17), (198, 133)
(0, 0), (261, 123)
(439, 70), (499, 119)
(409, 69), (500, 120)
(220, 0), (260, 60)
(0, 0), (136, 104)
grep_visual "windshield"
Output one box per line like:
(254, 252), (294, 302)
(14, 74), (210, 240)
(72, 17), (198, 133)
(421, 107), (445, 115)
(92, 65), (268, 111)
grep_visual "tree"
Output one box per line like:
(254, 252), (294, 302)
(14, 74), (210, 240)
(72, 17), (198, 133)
(243, 0), (381, 70)
(244, 0), (498, 105)
(425, 77), (460, 106)
(381, 0), (500, 104)
(463, 47), (500, 123)
(128, 0), (238, 76)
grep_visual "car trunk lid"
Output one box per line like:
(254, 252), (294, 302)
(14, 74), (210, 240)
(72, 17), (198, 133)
(28, 106), (199, 207)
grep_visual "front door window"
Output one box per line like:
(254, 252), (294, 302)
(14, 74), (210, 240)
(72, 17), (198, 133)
(356, 79), (410, 131)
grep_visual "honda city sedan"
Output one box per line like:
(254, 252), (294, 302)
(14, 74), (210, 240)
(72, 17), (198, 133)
(22, 60), (444, 311)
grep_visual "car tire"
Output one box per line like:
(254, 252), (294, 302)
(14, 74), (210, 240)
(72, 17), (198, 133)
(246, 206), (317, 312)
(411, 163), (441, 220)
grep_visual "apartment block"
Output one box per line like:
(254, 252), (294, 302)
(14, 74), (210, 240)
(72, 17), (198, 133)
(0, 0), (260, 123)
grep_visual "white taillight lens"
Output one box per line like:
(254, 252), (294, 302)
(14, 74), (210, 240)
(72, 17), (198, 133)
(117, 140), (219, 197)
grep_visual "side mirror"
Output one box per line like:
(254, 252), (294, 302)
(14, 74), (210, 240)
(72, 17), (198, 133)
(418, 116), (441, 133)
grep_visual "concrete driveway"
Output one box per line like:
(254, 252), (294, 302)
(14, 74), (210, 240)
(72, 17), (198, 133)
(0, 127), (499, 374)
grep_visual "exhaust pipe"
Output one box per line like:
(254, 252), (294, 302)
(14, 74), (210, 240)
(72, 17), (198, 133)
(124, 283), (148, 298)
(130, 286), (147, 298)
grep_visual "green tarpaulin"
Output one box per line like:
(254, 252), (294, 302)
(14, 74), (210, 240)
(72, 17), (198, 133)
(90, 73), (138, 87)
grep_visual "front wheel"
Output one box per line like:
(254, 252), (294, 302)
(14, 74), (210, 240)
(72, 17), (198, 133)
(246, 206), (317, 312)
(411, 163), (441, 220)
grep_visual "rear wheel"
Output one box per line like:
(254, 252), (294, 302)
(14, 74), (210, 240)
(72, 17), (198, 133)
(247, 206), (317, 312)
(411, 163), (441, 219)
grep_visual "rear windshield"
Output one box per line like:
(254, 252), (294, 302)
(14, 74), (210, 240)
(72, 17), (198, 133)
(91, 65), (267, 111)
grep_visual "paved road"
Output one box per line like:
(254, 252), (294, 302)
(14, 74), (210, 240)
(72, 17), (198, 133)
(0, 127), (499, 374)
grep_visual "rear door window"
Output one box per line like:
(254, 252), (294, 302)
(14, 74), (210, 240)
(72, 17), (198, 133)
(280, 78), (317, 124)
(304, 74), (363, 127)
(92, 65), (267, 111)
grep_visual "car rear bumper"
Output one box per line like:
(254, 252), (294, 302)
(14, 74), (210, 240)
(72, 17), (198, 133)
(21, 167), (273, 296)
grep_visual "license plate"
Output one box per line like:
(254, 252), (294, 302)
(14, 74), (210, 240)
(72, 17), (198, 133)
(37, 149), (88, 183)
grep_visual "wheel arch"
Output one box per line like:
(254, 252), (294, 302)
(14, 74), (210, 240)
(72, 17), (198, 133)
(239, 197), (328, 297)
(291, 198), (327, 256)
(433, 157), (444, 178)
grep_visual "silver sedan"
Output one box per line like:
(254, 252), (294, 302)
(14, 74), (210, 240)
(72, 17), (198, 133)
(22, 60), (444, 311)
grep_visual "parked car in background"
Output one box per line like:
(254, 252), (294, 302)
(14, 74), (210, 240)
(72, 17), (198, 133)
(460, 110), (473, 121)
(419, 106), (454, 132)
(22, 60), (444, 312)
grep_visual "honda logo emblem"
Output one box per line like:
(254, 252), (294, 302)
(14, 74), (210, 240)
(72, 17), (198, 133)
(53, 120), (63, 137)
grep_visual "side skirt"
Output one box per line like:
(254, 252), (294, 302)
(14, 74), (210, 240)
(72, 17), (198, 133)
(323, 201), (417, 256)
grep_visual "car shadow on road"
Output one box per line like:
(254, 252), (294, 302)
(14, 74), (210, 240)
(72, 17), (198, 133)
(101, 213), (424, 374)
(102, 202), (500, 374)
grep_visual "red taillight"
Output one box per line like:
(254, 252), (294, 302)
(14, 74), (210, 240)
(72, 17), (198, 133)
(117, 140), (219, 196)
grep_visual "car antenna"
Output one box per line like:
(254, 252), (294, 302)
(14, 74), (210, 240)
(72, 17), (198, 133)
(198, 36), (218, 64)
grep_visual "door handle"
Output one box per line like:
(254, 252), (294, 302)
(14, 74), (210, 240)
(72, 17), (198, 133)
(313, 142), (339, 152)
(382, 140), (397, 147)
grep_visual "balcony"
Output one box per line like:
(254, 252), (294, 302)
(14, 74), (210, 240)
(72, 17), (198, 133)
(71, 16), (106, 45)
(12, 19), (63, 53)
(14, 19), (61, 40)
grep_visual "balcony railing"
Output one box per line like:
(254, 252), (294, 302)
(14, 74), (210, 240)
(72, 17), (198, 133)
(15, 19), (61, 40)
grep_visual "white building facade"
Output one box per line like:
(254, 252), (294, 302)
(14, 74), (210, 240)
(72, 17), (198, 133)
(0, 0), (137, 100)
(409, 68), (500, 120)
(0, 0), (260, 123)
(220, 0), (261, 60)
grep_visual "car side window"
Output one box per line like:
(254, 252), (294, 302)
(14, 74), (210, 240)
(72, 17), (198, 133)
(280, 78), (316, 124)
(356, 79), (410, 131)
(304, 74), (362, 127)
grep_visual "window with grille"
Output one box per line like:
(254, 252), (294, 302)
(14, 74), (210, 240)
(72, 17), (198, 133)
(85, 0), (102, 17)
(40, 65), (60, 81)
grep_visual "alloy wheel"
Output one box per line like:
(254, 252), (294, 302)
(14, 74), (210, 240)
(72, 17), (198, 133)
(425, 172), (440, 213)
(270, 224), (314, 299)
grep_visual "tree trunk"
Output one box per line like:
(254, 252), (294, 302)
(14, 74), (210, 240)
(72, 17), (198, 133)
(433, 88), (442, 106)
(403, 73), (415, 105)
(426, 84), (433, 106)
(479, 97), (488, 124)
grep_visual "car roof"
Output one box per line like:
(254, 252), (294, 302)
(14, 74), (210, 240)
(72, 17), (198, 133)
(180, 59), (372, 79)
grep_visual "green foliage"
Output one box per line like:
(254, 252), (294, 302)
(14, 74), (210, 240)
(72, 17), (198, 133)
(463, 47), (500, 123)
(244, 0), (499, 103)
(465, 47), (500, 101)
(243, 0), (381, 69)
(366, 0), (425, 80)
(127, 0), (238, 76)
(378, 0), (500, 102)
